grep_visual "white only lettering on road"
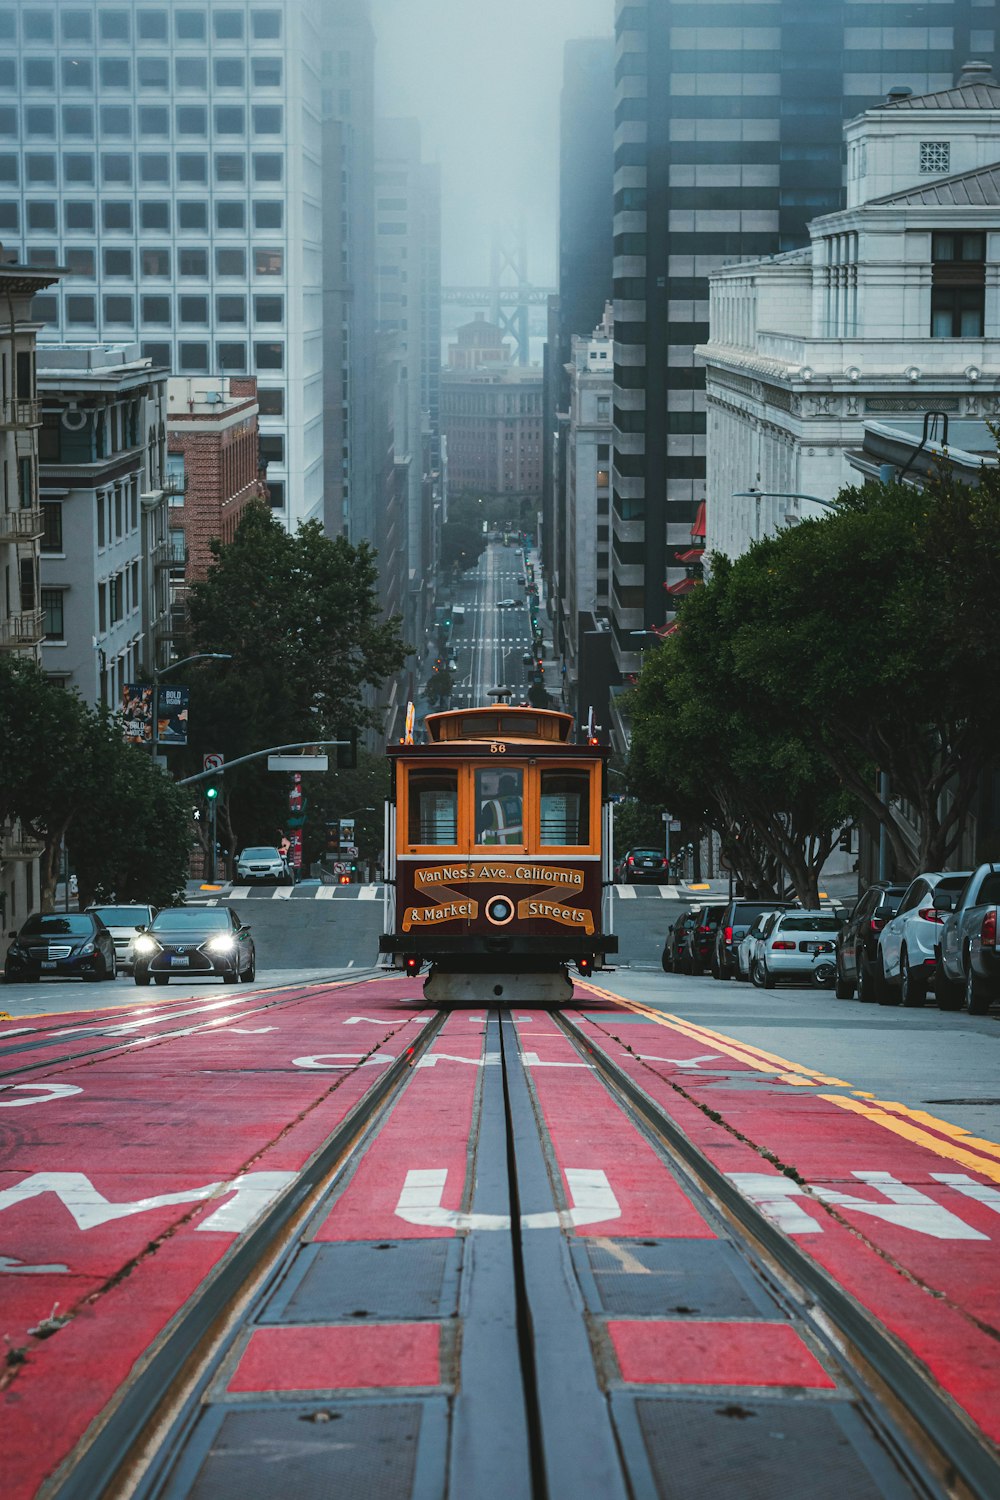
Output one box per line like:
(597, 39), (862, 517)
(395, 1166), (621, 1232)
(729, 1169), (988, 1240)
(342, 1015), (428, 1025)
(0, 1170), (297, 1234)
(636, 1054), (722, 1070)
(0, 1083), (83, 1108)
(0, 1255), (71, 1275)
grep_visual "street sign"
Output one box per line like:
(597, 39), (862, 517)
(203, 752), (224, 773)
(267, 754), (329, 772)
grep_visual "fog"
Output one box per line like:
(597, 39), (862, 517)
(371, 0), (612, 286)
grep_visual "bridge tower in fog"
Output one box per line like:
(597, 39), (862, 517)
(489, 220), (531, 366)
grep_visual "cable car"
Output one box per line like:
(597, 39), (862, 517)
(379, 704), (617, 1002)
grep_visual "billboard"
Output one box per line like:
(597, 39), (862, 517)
(156, 685), (190, 745)
(122, 684), (153, 746)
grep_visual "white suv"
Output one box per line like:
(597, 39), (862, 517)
(235, 846), (293, 885)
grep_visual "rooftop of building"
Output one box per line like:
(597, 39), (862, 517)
(0, 243), (63, 297)
(35, 343), (164, 390)
(875, 59), (1000, 112)
(167, 375), (259, 422)
(867, 159), (1000, 208)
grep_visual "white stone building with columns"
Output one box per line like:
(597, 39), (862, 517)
(697, 61), (1000, 561)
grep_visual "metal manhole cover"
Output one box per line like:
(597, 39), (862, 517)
(580, 1240), (780, 1319)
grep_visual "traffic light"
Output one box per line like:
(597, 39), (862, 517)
(205, 779), (220, 803)
(839, 826), (853, 853)
(336, 726), (358, 769)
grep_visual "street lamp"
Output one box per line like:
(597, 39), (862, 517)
(733, 490), (835, 540)
(629, 628), (660, 669)
(151, 652), (232, 763)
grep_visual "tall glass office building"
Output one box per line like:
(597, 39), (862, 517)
(611, 0), (996, 676)
(0, 0), (325, 525)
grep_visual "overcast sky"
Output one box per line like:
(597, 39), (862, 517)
(370, 0), (613, 286)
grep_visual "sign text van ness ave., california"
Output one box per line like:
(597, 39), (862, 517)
(416, 864), (585, 888)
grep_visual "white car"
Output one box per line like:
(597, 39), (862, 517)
(235, 846), (293, 885)
(876, 869), (970, 1006)
(86, 904), (158, 974)
(736, 910), (781, 981)
(751, 911), (841, 988)
(496, 598), (520, 610)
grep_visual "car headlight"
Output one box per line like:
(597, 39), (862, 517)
(80, 941), (95, 955)
(134, 935), (159, 955)
(207, 935), (236, 954)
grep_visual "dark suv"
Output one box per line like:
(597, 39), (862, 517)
(678, 904), (726, 976)
(834, 883), (907, 1001)
(711, 899), (798, 980)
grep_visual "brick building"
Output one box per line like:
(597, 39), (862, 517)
(166, 376), (265, 586)
(441, 363), (544, 501)
(447, 313), (511, 371)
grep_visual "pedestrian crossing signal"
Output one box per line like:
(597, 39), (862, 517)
(336, 727), (358, 769)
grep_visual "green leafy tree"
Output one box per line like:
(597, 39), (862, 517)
(179, 500), (407, 853)
(425, 666), (454, 707)
(297, 750), (389, 870)
(612, 799), (669, 857)
(0, 657), (190, 911)
(440, 515), (487, 573)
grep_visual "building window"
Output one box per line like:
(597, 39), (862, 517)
(259, 434), (284, 464)
(251, 9), (282, 40)
(100, 58), (131, 89)
(141, 201), (170, 231)
(140, 154), (169, 184)
(27, 200), (57, 231)
(179, 295), (208, 324)
(65, 246), (95, 275)
(32, 293), (57, 320)
(178, 201), (207, 231)
(214, 58), (245, 88)
(100, 10), (130, 42)
(266, 479), (285, 508)
(41, 589), (65, 641)
(41, 503), (63, 553)
(179, 248), (207, 277)
(257, 387), (284, 416)
(253, 106), (282, 135)
(176, 106), (208, 136)
(23, 10), (55, 43)
(176, 9), (207, 41)
(102, 200), (132, 232)
(102, 154), (132, 185)
(175, 57), (207, 89)
(253, 154), (283, 182)
(104, 294), (134, 324)
(138, 58), (168, 90)
(254, 248), (283, 276)
(142, 295), (171, 324)
(214, 8), (244, 39)
(142, 248), (170, 277)
(214, 105), (246, 136)
(177, 154), (207, 184)
(216, 248), (246, 277)
(931, 231), (986, 337)
(62, 8), (92, 41)
(217, 341), (247, 371)
(62, 57), (94, 89)
(179, 342), (209, 372)
(253, 200), (282, 229)
(138, 10), (168, 42)
(141, 341), (171, 367)
(103, 247), (133, 276)
(100, 105), (132, 137)
(23, 58), (54, 88)
(139, 106), (169, 136)
(254, 294), (283, 323)
(0, 201), (17, 230)
(215, 154), (245, 184)
(26, 153), (56, 184)
(216, 199), (246, 229)
(920, 141), (951, 175)
(252, 57), (282, 88)
(64, 154), (94, 183)
(63, 106), (95, 138)
(255, 342), (284, 370)
(25, 106), (56, 136)
(217, 294), (246, 322)
(65, 200), (95, 230)
(0, 155), (16, 183)
(98, 580), (106, 630)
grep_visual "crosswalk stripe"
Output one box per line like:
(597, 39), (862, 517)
(358, 885), (380, 900)
(616, 884), (637, 899)
(316, 886), (337, 900)
(228, 887), (251, 900)
(271, 886), (294, 900)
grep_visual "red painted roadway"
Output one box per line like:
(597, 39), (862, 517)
(575, 990), (1000, 1449)
(0, 977), (429, 1498)
(2, 980), (1000, 1493)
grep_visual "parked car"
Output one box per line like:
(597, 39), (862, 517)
(620, 847), (671, 885)
(834, 883), (907, 1001)
(133, 907), (255, 986)
(677, 903), (726, 975)
(737, 910), (782, 982)
(662, 911), (698, 972)
(4, 911), (116, 983)
(235, 846), (293, 885)
(85, 904), (158, 975)
(711, 899), (798, 980)
(875, 870), (971, 1007)
(935, 864), (1000, 1014)
(751, 911), (842, 989)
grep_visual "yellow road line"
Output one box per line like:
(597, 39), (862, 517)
(580, 980), (1000, 1176)
(821, 1095), (1000, 1186)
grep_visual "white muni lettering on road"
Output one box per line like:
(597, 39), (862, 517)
(414, 1051), (500, 1069)
(636, 1054), (722, 1069)
(293, 1053), (394, 1069)
(931, 1173), (1000, 1215)
(0, 1254), (70, 1274)
(0, 1083), (83, 1108)
(394, 1167), (621, 1231)
(729, 1170), (987, 1239)
(0, 1170), (297, 1233)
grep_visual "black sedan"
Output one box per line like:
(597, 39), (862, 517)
(4, 912), (117, 982)
(132, 907), (255, 986)
(620, 847), (671, 884)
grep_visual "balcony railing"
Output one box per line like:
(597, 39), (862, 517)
(0, 506), (44, 544)
(1, 825), (44, 862)
(0, 607), (45, 650)
(0, 398), (41, 428)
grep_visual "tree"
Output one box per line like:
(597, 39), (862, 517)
(296, 750), (389, 870)
(179, 500), (407, 853)
(425, 666), (454, 707)
(440, 515), (487, 573)
(0, 657), (191, 910)
(612, 799), (668, 856)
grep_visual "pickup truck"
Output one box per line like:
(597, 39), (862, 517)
(935, 863), (1000, 1013)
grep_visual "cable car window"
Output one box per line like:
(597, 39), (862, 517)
(407, 769), (458, 845)
(539, 771), (590, 846)
(475, 768), (523, 846)
(499, 715), (537, 736)
(459, 716), (498, 738)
